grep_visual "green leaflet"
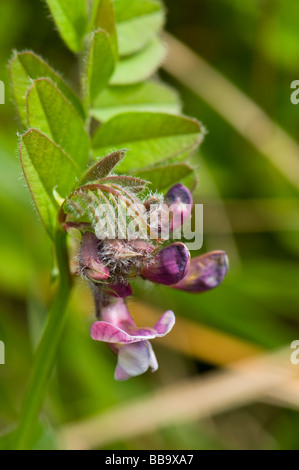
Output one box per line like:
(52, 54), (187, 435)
(89, 0), (101, 28)
(12, 0), (202, 239)
(135, 163), (195, 191)
(110, 38), (166, 85)
(117, 8), (165, 56)
(84, 28), (116, 105)
(112, 0), (164, 59)
(91, 81), (181, 122)
(92, 112), (205, 171)
(20, 129), (81, 238)
(46, 0), (88, 53)
(27, 78), (90, 170)
(114, 0), (162, 22)
(9, 51), (84, 124)
(92, 0), (118, 57)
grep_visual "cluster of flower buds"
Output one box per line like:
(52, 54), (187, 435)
(60, 150), (228, 380)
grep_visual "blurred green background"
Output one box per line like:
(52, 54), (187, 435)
(0, 0), (299, 450)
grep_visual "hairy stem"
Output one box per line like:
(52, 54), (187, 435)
(15, 229), (73, 450)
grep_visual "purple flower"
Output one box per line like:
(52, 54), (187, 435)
(62, 151), (228, 380)
(75, 183), (228, 380)
(90, 294), (175, 381)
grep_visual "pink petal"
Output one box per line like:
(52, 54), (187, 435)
(141, 242), (190, 285)
(99, 298), (135, 328)
(154, 310), (175, 336)
(91, 297), (176, 381)
(91, 321), (157, 344)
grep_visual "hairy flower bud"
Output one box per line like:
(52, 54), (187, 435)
(80, 232), (110, 281)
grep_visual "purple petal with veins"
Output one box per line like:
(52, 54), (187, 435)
(165, 183), (193, 230)
(90, 321), (157, 343)
(91, 310), (175, 344)
(141, 242), (190, 285)
(172, 250), (229, 293)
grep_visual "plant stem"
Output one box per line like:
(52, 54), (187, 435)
(15, 229), (73, 450)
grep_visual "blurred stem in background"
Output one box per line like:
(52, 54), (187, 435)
(59, 340), (299, 450)
(163, 33), (299, 192)
(15, 230), (72, 450)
